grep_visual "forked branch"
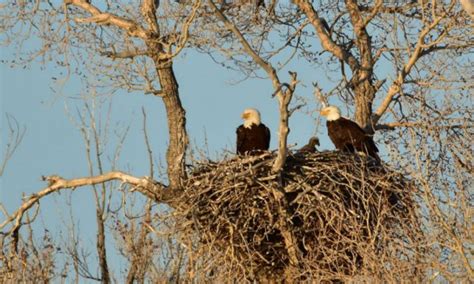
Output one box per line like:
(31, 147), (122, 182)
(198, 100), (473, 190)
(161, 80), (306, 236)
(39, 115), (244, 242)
(67, 0), (193, 190)
(312, 83), (329, 108)
(293, 0), (359, 71)
(65, 0), (149, 38)
(209, 1), (301, 266)
(0, 172), (172, 242)
(373, 1), (457, 124)
(209, 0), (298, 173)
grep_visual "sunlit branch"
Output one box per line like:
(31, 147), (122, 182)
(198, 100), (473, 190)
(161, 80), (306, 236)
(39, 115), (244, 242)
(0, 172), (171, 241)
(157, 0), (201, 62)
(373, 1), (456, 124)
(209, 0), (296, 174)
(65, 0), (149, 39)
(293, 0), (360, 71)
(141, 0), (160, 34)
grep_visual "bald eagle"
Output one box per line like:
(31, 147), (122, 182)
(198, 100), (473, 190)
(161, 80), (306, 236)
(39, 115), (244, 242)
(298, 137), (320, 154)
(320, 106), (380, 162)
(236, 108), (270, 155)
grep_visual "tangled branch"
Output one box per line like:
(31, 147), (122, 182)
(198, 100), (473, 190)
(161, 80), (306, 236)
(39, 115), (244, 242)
(174, 151), (420, 281)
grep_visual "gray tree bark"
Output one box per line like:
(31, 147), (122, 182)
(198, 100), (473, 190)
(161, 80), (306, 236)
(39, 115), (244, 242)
(154, 63), (188, 190)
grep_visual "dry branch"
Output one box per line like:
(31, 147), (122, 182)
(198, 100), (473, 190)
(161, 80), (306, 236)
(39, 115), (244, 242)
(65, 0), (149, 38)
(0, 172), (171, 241)
(294, 0), (359, 71)
(373, 1), (457, 124)
(0, 114), (26, 177)
(209, 0), (298, 173)
(375, 121), (473, 131)
(66, 0), (195, 190)
(157, 0), (202, 62)
(312, 83), (329, 108)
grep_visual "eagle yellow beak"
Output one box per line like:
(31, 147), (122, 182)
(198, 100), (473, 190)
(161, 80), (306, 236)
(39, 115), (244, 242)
(320, 109), (328, 116)
(241, 113), (249, 119)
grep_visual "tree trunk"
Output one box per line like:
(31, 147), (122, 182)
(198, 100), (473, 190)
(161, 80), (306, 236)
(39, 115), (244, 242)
(352, 72), (376, 132)
(345, 0), (376, 132)
(96, 208), (110, 284)
(152, 62), (188, 190)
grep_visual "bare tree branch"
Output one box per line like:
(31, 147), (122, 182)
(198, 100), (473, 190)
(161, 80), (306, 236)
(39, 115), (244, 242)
(312, 83), (329, 108)
(0, 114), (26, 177)
(209, 0), (277, 79)
(373, 1), (457, 124)
(66, 0), (193, 190)
(65, 0), (149, 39)
(0, 172), (170, 239)
(358, 1), (419, 17)
(141, 0), (160, 35)
(376, 121), (473, 131)
(345, 0), (375, 79)
(209, 0), (297, 173)
(293, 0), (359, 71)
(142, 108), (155, 179)
(157, 0), (202, 62)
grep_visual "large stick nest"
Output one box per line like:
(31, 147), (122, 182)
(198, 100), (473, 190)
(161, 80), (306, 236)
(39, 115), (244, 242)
(177, 151), (421, 281)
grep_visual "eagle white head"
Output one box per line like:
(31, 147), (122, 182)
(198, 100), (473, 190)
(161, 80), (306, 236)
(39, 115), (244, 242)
(320, 106), (341, 121)
(241, 108), (261, 128)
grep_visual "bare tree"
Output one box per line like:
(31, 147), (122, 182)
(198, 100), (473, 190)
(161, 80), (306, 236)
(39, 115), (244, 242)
(0, 0), (472, 282)
(1, 0), (198, 281)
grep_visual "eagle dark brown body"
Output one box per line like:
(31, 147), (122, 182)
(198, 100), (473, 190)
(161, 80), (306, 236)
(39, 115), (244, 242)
(236, 124), (270, 155)
(326, 117), (380, 162)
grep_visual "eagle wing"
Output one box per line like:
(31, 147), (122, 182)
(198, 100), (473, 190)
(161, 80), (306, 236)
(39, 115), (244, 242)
(236, 125), (247, 155)
(328, 117), (379, 159)
(263, 125), (271, 150)
(327, 120), (356, 150)
(339, 117), (379, 160)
